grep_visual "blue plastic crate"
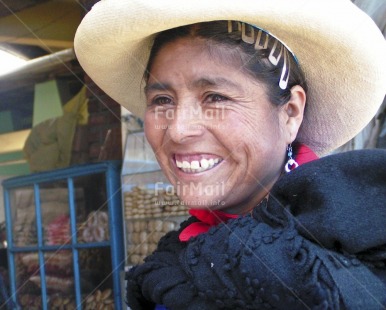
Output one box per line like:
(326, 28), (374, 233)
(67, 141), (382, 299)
(2, 161), (124, 310)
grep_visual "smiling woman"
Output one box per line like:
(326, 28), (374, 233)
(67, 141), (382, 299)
(74, 0), (386, 309)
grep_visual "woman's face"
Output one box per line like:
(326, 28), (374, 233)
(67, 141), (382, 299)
(144, 37), (298, 214)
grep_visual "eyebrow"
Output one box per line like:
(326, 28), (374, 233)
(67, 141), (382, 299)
(144, 76), (240, 96)
(144, 83), (172, 96)
(192, 77), (239, 90)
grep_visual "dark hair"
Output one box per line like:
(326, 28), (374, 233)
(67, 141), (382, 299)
(144, 21), (308, 106)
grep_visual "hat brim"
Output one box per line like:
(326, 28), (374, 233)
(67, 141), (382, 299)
(74, 0), (386, 155)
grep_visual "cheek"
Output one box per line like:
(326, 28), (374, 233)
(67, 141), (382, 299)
(144, 113), (162, 150)
(225, 109), (285, 162)
(226, 108), (281, 142)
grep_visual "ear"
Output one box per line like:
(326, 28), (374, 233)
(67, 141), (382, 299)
(282, 85), (306, 143)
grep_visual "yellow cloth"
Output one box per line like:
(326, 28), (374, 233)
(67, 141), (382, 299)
(63, 86), (88, 125)
(23, 87), (88, 172)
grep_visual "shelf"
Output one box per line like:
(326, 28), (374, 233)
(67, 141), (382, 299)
(2, 161), (124, 310)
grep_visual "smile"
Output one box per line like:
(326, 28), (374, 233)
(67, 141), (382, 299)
(175, 156), (222, 173)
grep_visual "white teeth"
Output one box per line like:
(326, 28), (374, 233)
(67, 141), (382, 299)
(191, 161), (200, 169)
(176, 157), (222, 173)
(200, 158), (209, 169)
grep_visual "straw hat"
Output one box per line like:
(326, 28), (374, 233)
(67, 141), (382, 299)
(74, 0), (386, 155)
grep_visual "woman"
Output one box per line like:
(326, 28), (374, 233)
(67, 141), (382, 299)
(75, 0), (386, 309)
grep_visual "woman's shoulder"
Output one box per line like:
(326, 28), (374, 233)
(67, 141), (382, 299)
(276, 148), (386, 212)
(270, 148), (386, 255)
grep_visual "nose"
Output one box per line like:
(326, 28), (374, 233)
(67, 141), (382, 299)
(167, 103), (205, 144)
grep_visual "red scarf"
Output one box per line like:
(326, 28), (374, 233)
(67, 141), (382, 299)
(179, 144), (318, 242)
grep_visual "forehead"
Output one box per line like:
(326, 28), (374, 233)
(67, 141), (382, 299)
(148, 37), (245, 79)
(149, 37), (246, 77)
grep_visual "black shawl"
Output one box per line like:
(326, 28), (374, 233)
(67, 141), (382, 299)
(126, 149), (386, 309)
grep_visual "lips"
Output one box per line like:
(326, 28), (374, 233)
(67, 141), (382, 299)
(174, 155), (222, 173)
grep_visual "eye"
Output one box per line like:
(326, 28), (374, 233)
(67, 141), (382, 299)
(150, 96), (174, 106)
(204, 93), (229, 103)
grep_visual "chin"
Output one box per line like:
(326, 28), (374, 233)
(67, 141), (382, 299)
(179, 195), (224, 210)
